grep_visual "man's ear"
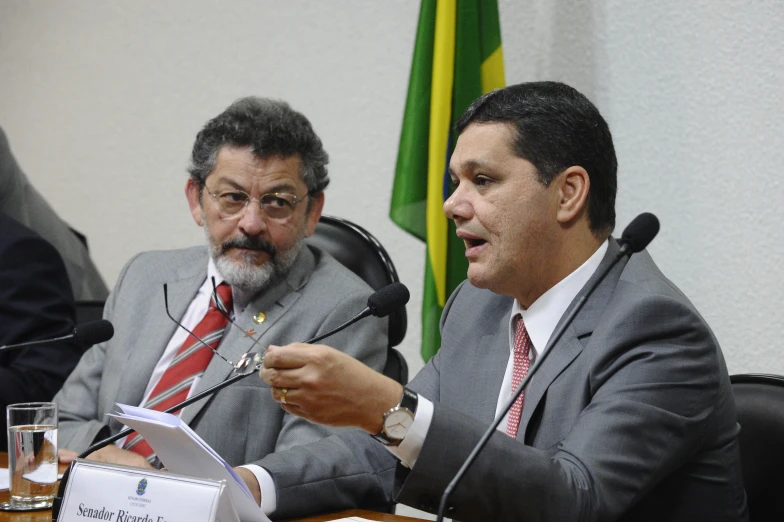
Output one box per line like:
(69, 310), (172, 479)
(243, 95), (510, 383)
(555, 166), (590, 224)
(185, 179), (205, 226)
(304, 192), (325, 237)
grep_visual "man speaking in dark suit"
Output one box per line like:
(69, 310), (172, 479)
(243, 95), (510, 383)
(257, 82), (748, 521)
(0, 213), (82, 448)
(54, 97), (388, 517)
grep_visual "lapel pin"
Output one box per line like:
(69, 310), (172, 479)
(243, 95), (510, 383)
(253, 312), (267, 324)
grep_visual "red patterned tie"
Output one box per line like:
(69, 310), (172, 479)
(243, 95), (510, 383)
(506, 314), (531, 439)
(124, 283), (232, 460)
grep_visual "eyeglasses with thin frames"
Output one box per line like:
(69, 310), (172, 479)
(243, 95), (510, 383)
(162, 283), (265, 374)
(204, 185), (309, 221)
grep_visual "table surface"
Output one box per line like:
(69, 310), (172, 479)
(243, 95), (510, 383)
(0, 453), (425, 522)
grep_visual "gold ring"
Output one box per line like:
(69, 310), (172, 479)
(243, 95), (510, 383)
(280, 388), (288, 404)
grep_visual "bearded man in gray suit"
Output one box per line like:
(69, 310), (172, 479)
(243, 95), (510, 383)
(257, 82), (748, 521)
(54, 97), (388, 517)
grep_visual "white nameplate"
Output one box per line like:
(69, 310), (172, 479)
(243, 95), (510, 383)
(59, 459), (236, 522)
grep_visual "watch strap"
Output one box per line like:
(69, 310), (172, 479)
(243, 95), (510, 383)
(398, 387), (418, 415)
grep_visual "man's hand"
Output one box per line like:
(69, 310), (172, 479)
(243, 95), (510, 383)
(58, 448), (79, 464)
(234, 467), (262, 506)
(80, 445), (154, 469)
(261, 343), (403, 434)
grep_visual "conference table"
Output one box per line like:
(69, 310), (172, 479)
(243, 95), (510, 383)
(0, 453), (427, 522)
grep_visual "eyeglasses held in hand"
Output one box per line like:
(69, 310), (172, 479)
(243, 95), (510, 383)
(162, 283), (264, 374)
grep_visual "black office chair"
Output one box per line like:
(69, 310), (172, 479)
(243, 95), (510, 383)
(730, 373), (784, 520)
(306, 215), (409, 384)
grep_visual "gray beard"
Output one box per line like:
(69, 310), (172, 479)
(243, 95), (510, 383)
(205, 228), (304, 294)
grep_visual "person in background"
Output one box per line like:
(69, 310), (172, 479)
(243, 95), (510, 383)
(0, 125), (109, 301)
(0, 212), (82, 448)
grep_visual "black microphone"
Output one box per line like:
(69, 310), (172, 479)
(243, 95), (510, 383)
(0, 319), (114, 352)
(618, 212), (659, 254)
(73, 320), (115, 349)
(309, 282), (410, 343)
(435, 213), (660, 521)
(368, 282), (410, 317)
(53, 282), (410, 520)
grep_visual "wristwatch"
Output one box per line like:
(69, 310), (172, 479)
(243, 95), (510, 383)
(373, 387), (418, 446)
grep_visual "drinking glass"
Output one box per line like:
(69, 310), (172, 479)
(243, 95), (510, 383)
(4, 402), (58, 510)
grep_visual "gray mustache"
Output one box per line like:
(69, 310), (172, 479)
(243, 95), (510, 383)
(221, 237), (277, 257)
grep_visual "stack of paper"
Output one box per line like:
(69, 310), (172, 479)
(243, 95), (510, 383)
(110, 404), (269, 522)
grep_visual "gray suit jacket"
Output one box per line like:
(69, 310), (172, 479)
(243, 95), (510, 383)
(53, 244), (388, 470)
(259, 240), (748, 521)
(396, 239), (748, 521)
(0, 125), (109, 300)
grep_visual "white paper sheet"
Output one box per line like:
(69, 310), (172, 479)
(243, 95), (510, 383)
(109, 404), (269, 522)
(0, 468), (62, 490)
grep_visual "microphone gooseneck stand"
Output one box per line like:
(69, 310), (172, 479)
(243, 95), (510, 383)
(0, 320), (114, 353)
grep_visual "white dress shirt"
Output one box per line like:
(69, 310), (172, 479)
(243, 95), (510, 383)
(389, 240), (608, 468)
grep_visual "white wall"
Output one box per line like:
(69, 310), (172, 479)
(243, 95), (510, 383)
(2, 1), (782, 519)
(1, 0), (782, 430)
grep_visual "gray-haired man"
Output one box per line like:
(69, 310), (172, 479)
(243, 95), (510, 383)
(55, 97), (389, 516)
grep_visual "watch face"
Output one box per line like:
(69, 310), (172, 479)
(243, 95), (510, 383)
(384, 409), (414, 439)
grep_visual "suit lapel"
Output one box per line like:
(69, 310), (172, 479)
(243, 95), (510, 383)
(519, 239), (627, 438)
(179, 247), (316, 425)
(460, 305), (512, 424)
(113, 256), (206, 411)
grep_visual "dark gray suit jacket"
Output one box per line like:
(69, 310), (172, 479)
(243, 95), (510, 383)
(262, 240), (748, 521)
(53, 244), (388, 470)
(396, 240), (748, 521)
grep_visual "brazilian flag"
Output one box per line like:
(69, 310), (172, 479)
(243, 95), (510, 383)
(390, 0), (505, 361)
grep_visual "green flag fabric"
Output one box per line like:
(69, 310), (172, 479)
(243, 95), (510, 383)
(391, 0), (505, 361)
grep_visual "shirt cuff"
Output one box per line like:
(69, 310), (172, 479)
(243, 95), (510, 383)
(238, 464), (277, 516)
(385, 394), (434, 468)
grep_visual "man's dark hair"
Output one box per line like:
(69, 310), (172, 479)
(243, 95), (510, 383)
(188, 97), (329, 194)
(456, 81), (617, 236)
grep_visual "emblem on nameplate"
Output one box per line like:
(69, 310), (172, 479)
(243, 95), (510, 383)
(136, 478), (148, 496)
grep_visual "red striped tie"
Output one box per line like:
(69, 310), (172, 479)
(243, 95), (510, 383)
(506, 314), (531, 439)
(124, 283), (232, 461)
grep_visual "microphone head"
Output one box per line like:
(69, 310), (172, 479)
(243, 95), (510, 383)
(367, 282), (410, 318)
(73, 320), (114, 348)
(620, 213), (660, 253)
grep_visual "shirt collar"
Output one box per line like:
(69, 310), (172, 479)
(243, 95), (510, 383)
(206, 257), (225, 289)
(204, 258), (244, 313)
(510, 240), (609, 360)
